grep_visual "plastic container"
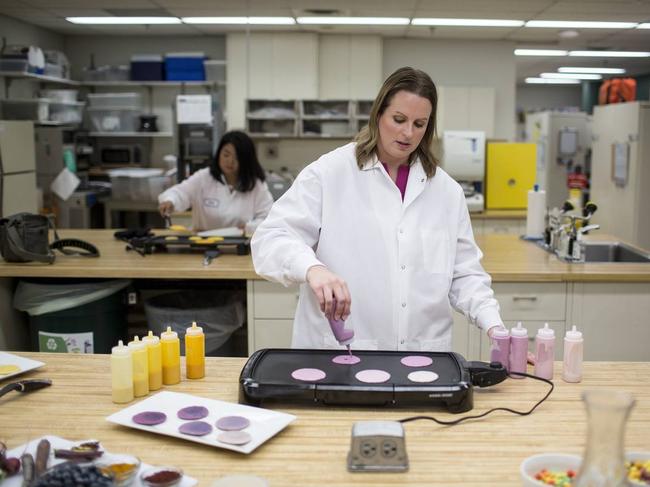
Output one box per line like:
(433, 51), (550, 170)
(0, 58), (29, 72)
(40, 89), (78, 103)
(164, 52), (206, 81)
(562, 325), (583, 383)
(489, 326), (510, 371)
(204, 60), (225, 83)
(131, 54), (165, 81)
(509, 321), (529, 378)
(160, 326), (181, 385)
(87, 107), (139, 133)
(48, 101), (84, 124)
(111, 340), (134, 404)
(0, 99), (49, 122)
(87, 92), (142, 109)
(142, 331), (163, 391)
(128, 336), (149, 397)
(144, 290), (245, 356)
(185, 322), (205, 379)
(534, 323), (556, 380)
(44, 62), (64, 79)
(108, 168), (171, 202)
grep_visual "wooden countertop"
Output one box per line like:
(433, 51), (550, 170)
(0, 230), (649, 282)
(0, 353), (648, 486)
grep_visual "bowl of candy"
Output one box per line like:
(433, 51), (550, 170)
(520, 453), (582, 487)
(627, 452), (650, 486)
(96, 453), (141, 487)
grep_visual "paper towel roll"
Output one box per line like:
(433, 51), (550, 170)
(526, 188), (546, 238)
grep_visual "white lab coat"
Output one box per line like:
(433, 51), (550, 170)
(158, 168), (274, 231)
(252, 143), (503, 351)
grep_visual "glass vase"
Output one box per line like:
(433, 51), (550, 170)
(574, 390), (635, 487)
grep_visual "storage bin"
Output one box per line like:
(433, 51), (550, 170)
(0, 58), (29, 72)
(204, 60), (226, 83)
(108, 168), (171, 202)
(81, 65), (129, 82)
(0, 99), (49, 122)
(44, 62), (64, 79)
(165, 52), (205, 81)
(87, 92), (142, 109)
(87, 107), (139, 133)
(301, 100), (351, 118)
(130, 54), (164, 81)
(48, 101), (84, 124)
(41, 89), (78, 103)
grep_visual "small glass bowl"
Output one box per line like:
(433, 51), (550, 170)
(96, 453), (141, 487)
(140, 466), (184, 487)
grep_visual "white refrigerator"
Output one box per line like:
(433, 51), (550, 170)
(0, 120), (37, 217)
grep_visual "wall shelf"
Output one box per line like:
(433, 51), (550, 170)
(81, 80), (222, 87)
(0, 71), (79, 85)
(89, 131), (173, 138)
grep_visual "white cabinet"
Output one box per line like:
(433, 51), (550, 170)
(437, 86), (495, 137)
(569, 282), (650, 361)
(247, 280), (298, 351)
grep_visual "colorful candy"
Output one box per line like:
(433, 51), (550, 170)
(534, 468), (576, 486)
(627, 459), (650, 485)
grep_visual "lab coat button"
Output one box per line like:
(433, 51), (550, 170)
(401, 302), (406, 308)
(401, 265), (406, 270)
(400, 340), (405, 345)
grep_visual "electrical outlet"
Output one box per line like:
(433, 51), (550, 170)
(127, 292), (137, 305)
(347, 421), (408, 472)
(265, 144), (278, 159)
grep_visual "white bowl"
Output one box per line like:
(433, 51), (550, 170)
(520, 453), (582, 487)
(627, 451), (650, 486)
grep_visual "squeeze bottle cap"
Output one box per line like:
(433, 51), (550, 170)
(510, 321), (528, 337)
(537, 322), (555, 338)
(111, 340), (131, 356)
(142, 330), (160, 345)
(534, 184), (539, 191)
(565, 325), (583, 341)
(161, 326), (178, 341)
(127, 335), (146, 351)
(491, 326), (510, 338)
(186, 321), (204, 336)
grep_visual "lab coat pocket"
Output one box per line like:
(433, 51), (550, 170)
(420, 337), (452, 352)
(421, 229), (450, 274)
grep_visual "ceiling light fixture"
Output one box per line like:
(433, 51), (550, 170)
(296, 17), (409, 25)
(559, 67), (626, 74)
(526, 20), (637, 29)
(638, 23), (650, 29)
(514, 49), (568, 56)
(541, 72), (602, 80)
(66, 17), (181, 24)
(181, 17), (295, 25)
(411, 18), (524, 27)
(525, 77), (581, 84)
(569, 50), (650, 57)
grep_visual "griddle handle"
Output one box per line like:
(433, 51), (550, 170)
(467, 361), (508, 388)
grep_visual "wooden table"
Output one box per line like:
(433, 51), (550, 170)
(0, 353), (648, 486)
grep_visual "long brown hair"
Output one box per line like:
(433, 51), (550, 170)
(355, 67), (438, 178)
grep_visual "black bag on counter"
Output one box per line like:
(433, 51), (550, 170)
(0, 212), (100, 264)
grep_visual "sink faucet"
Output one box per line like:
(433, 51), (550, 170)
(547, 202), (599, 262)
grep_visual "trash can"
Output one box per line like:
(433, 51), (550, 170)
(144, 290), (245, 356)
(13, 279), (131, 354)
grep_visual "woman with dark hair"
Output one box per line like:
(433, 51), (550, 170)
(158, 130), (273, 232)
(252, 67), (504, 351)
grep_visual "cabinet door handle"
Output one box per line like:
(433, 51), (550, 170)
(512, 295), (538, 301)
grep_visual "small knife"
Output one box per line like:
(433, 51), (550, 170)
(0, 379), (52, 400)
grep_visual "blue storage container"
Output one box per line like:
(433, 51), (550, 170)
(164, 52), (205, 81)
(130, 54), (164, 81)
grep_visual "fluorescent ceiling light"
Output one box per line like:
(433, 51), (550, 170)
(514, 49), (568, 56)
(638, 23), (650, 29)
(569, 50), (650, 57)
(526, 20), (637, 29)
(182, 17), (295, 25)
(559, 67), (625, 74)
(412, 18), (524, 27)
(526, 77), (581, 84)
(66, 17), (181, 24)
(541, 72), (602, 80)
(296, 17), (409, 25)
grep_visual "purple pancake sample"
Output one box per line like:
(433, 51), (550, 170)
(178, 420), (213, 436)
(132, 411), (167, 426)
(332, 354), (361, 365)
(216, 415), (250, 431)
(177, 405), (209, 420)
(400, 355), (433, 367)
(217, 430), (252, 445)
(291, 368), (326, 382)
(355, 369), (391, 384)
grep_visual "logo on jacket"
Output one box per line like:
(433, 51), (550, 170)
(203, 198), (220, 208)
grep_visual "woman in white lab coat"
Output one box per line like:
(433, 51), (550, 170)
(252, 67), (504, 351)
(158, 130), (274, 232)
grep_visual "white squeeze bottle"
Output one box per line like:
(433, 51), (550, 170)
(509, 322), (528, 379)
(534, 323), (555, 380)
(562, 325), (584, 383)
(111, 340), (133, 404)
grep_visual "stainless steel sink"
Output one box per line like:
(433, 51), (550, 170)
(581, 242), (650, 263)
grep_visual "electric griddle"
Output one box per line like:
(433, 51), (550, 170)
(124, 234), (251, 256)
(239, 349), (507, 413)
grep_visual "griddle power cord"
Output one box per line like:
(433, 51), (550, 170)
(398, 371), (554, 426)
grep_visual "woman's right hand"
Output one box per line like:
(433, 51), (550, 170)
(158, 201), (174, 217)
(306, 265), (351, 321)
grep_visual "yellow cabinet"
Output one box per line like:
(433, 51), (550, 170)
(486, 143), (536, 209)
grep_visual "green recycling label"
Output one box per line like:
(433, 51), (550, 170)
(38, 331), (94, 353)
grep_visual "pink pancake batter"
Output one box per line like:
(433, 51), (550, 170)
(407, 370), (439, 383)
(332, 354), (361, 365)
(355, 369), (391, 383)
(400, 355), (433, 367)
(291, 368), (326, 381)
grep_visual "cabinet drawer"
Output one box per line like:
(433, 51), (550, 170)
(253, 280), (299, 319)
(494, 283), (566, 321)
(252, 319), (293, 351)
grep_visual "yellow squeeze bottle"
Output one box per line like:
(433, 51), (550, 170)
(142, 331), (163, 391)
(128, 336), (149, 397)
(185, 321), (205, 379)
(161, 326), (181, 385)
(111, 340), (134, 404)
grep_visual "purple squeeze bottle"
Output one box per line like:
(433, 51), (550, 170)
(489, 327), (510, 371)
(328, 299), (354, 354)
(509, 321), (528, 379)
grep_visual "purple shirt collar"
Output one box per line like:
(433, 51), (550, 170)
(381, 162), (410, 201)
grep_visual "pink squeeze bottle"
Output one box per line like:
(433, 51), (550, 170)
(489, 327), (510, 371)
(328, 299), (354, 353)
(562, 325), (584, 383)
(509, 321), (529, 379)
(534, 323), (555, 380)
